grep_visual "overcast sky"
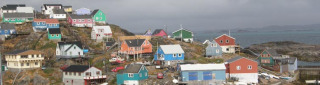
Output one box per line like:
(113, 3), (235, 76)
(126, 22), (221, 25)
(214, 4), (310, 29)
(2, 0), (320, 33)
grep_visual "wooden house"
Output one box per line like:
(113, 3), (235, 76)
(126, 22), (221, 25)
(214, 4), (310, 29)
(0, 4), (26, 17)
(91, 9), (107, 24)
(214, 34), (237, 53)
(0, 23), (16, 40)
(258, 49), (280, 66)
(152, 29), (168, 38)
(32, 19), (59, 31)
(48, 28), (61, 40)
(225, 56), (258, 84)
(56, 41), (84, 59)
(62, 65), (107, 85)
(68, 14), (94, 27)
(49, 9), (66, 20)
(117, 64), (148, 85)
(5, 50), (44, 69)
(41, 4), (63, 15)
(63, 6), (72, 13)
(154, 44), (185, 66)
(205, 40), (222, 57)
(172, 29), (193, 43)
(91, 26), (112, 42)
(2, 13), (34, 24)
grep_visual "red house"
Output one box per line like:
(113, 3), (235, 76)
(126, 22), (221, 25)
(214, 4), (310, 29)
(225, 56), (258, 84)
(214, 34), (237, 53)
(152, 29), (168, 37)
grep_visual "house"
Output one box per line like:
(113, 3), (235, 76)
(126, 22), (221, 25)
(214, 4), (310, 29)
(91, 9), (107, 24)
(32, 19), (59, 31)
(172, 29), (193, 43)
(105, 41), (116, 50)
(16, 7), (34, 13)
(41, 4), (63, 15)
(203, 40), (211, 45)
(273, 55), (298, 73)
(144, 29), (152, 36)
(154, 44), (184, 66)
(117, 64), (148, 85)
(0, 4), (26, 17)
(74, 8), (91, 15)
(119, 39), (152, 56)
(56, 41), (84, 59)
(68, 14), (94, 27)
(205, 40), (222, 57)
(63, 6), (72, 13)
(62, 65), (107, 85)
(179, 64), (226, 85)
(91, 26), (112, 42)
(225, 56), (258, 84)
(49, 9), (66, 20)
(0, 23), (16, 40)
(2, 13), (34, 24)
(214, 34), (238, 53)
(48, 28), (61, 40)
(5, 50), (44, 69)
(152, 29), (168, 38)
(258, 49), (280, 66)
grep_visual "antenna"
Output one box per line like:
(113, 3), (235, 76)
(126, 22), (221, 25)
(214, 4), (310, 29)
(229, 29), (230, 36)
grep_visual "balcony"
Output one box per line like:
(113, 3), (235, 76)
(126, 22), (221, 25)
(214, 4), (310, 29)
(83, 75), (107, 80)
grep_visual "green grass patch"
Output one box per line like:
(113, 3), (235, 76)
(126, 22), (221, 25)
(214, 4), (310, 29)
(196, 57), (224, 64)
(43, 68), (55, 74)
(94, 61), (104, 69)
(39, 41), (57, 49)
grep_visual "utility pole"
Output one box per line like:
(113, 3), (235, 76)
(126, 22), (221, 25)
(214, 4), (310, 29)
(0, 53), (2, 85)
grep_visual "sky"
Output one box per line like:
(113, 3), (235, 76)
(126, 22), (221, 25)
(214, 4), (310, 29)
(1, 0), (320, 33)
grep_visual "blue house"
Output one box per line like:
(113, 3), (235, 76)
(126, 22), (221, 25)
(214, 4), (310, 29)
(0, 23), (16, 40)
(154, 44), (185, 66)
(32, 19), (59, 32)
(74, 8), (91, 15)
(180, 64), (226, 84)
(205, 40), (222, 57)
(117, 64), (148, 85)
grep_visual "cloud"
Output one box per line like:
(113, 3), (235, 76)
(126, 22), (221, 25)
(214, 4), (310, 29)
(2, 0), (320, 33)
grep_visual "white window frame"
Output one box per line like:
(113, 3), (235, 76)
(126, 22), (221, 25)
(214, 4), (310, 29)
(73, 19), (76, 22)
(226, 40), (229, 43)
(236, 66), (241, 70)
(139, 73), (142, 77)
(51, 34), (54, 37)
(220, 40), (223, 43)
(173, 54), (177, 57)
(128, 73), (134, 77)
(145, 72), (147, 76)
(56, 34), (59, 37)
(78, 19), (81, 22)
(178, 53), (182, 57)
(248, 65), (252, 70)
(216, 49), (219, 53)
(88, 19), (91, 22)
(82, 19), (85, 22)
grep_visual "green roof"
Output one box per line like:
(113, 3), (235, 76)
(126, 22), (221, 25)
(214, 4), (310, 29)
(172, 29), (193, 39)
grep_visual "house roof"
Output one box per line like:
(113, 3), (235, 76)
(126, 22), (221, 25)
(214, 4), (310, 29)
(92, 26), (112, 34)
(63, 65), (90, 72)
(53, 9), (65, 14)
(3, 13), (33, 18)
(48, 28), (61, 34)
(160, 44), (184, 54)
(215, 34), (235, 40)
(43, 4), (62, 6)
(264, 49), (280, 57)
(226, 56), (257, 63)
(119, 64), (143, 73)
(275, 57), (297, 64)
(91, 9), (99, 16)
(16, 7), (34, 13)
(58, 41), (83, 50)
(144, 29), (152, 36)
(125, 39), (146, 47)
(1, 4), (26, 10)
(180, 64), (226, 71)
(152, 29), (166, 35)
(172, 28), (193, 34)
(33, 19), (59, 23)
(6, 50), (42, 55)
(106, 41), (115, 46)
(203, 40), (211, 44)
(63, 6), (72, 8)
(0, 23), (15, 30)
(69, 14), (92, 19)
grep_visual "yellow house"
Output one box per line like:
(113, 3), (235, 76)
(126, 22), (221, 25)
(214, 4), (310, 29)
(63, 6), (72, 13)
(5, 50), (44, 69)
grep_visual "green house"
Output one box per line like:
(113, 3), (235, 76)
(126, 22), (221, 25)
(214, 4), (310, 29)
(172, 29), (193, 42)
(2, 13), (34, 24)
(117, 64), (148, 85)
(48, 28), (61, 40)
(258, 49), (280, 66)
(91, 9), (106, 24)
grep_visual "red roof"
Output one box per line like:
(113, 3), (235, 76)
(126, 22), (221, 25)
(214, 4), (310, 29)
(33, 19), (59, 23)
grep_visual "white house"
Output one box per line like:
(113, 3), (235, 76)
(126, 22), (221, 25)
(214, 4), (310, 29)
(41, 4), (63, 15)
(49, 9), (66, 19)
(16, 7), (34, 13)
(62, 65), (107, 85)
(91, 26), (112, 42)
(0, 4), (26, 17)
(56, 41), (84, 59)
(5, 50), (44, 69)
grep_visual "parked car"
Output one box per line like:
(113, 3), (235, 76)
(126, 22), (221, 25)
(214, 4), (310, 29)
(135, 61), (151, 66)
(111, 66), (124, 72)
(157, 73), (164, 79)
(109, 57), (124, 62)
(155, 65), (164, 69)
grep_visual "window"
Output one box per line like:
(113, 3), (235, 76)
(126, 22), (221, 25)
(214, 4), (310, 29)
(226, 40), (230, 43)
(96, 71), (100, 75)
(178, 54), (182, 57)
(27, 63), (30, 66)
(226, 48), (229, 51)
(128, 73), (134, 77)
(96, 17), (99, 20)
(56, 34), (59, 37)
(140, 73), (142, 77)
(4, 30), (7, 33)
(74, 46), (76, 49)
(78, 19), (81, 22)
(86, 72), (91, 76)
(17, 18), (20, 20)
(73, 72), (76, 76)
(35, 62), (38, 65)
(11, 18), (15, 21)
(69, 72), (72, 75)
(214, 44), (217, 47)
(21, 63), (24, 66)
(82, 19), (85, 22)
(73, 19), (76, 22)
(88, 19), (91, 22)
(65, 72), (68, 75)
(236, 66), (241, 70)
(145, 72), (147, 76)
(173, 54), (177, 57)
(100, 13), (102, 15)
(78, 73), (81, 76)
(55, 24), (58, 26)
(32, 55), (34, 58)
(100, 17), (102, 20)
(220, 40), (223, 43)
(37, 22), (40, 25)
(216, 49), (219, 53)
(51, 34), (54, 37)
(248, 65), (252, 70)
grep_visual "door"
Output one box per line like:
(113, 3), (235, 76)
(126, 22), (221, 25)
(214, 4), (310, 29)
(203, 71), (212, 80)
(189, 72), (198, 81)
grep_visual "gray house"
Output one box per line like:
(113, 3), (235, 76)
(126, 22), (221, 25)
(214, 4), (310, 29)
(205, 40), (222, 57)
(274, 56), (298, 73)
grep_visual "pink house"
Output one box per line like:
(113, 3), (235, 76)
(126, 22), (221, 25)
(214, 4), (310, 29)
(68, 14), (94, 27)
(152, 29), (168, 38)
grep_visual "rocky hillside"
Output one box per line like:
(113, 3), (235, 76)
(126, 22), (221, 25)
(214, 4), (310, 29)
(245, 41), (320, 62)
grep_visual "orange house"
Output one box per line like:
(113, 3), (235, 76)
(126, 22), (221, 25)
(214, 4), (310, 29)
(119, 39), (152, 55)
(225, 56), (258, 84)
